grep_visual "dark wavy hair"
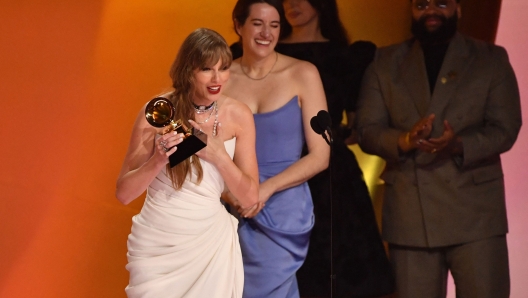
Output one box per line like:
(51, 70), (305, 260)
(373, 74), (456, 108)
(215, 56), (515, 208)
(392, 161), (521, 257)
(281, 0), (349, 46)
(232, 0), (289, 40)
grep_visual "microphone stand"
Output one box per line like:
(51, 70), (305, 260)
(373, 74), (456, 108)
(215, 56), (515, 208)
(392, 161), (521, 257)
(310, 112), (335, 297)
(322, 127), (335, 298)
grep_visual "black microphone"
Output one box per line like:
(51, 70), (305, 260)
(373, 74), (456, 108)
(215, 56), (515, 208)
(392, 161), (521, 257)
(316, 110), (332, 130)
(310, 116), (324, 134)
(310, 115), (330, 145)
(311, 110), (333, 145)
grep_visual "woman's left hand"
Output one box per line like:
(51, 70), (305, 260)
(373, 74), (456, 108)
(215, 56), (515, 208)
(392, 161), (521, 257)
(188, 119), (227, 165)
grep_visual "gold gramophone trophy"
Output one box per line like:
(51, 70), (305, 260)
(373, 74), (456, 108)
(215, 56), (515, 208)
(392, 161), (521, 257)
(145, 97), (207, 167)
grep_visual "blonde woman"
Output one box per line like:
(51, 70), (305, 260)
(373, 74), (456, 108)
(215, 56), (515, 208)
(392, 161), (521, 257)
(116, 28), (259, 297)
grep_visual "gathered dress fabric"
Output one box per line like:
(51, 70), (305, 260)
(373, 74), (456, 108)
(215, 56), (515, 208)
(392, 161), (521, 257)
(125, 138), (243, 298)
(238, 96), (314, 298)
(274, 41), (395, 297)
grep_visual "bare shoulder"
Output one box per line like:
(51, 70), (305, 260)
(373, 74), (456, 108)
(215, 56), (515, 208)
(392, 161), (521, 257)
(224, 58), (244, 92)
(221, 96), (253, 121)
(220, 96), (255, 140)
(274, 55), (326, 109)
(278, 53), (320, 81)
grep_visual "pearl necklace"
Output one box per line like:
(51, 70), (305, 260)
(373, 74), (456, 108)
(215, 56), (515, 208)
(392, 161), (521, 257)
(195, 101), (219, 136)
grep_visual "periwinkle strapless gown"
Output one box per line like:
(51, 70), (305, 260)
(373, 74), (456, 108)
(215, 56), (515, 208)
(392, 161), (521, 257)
(125, 139), (243, 298)
(239, 96), (314, 298)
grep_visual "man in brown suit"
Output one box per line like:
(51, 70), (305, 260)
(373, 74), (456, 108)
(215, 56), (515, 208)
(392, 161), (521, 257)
(356, 0), (522, 297)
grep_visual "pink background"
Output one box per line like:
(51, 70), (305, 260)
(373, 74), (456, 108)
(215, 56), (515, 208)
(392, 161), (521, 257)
(447, 0), (528, 296)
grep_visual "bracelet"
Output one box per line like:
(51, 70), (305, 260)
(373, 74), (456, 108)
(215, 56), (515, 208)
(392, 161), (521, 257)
(404, 132), (410, 146)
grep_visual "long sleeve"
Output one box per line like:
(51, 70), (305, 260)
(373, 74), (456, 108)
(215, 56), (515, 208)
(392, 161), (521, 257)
(457, 46), (522, 168)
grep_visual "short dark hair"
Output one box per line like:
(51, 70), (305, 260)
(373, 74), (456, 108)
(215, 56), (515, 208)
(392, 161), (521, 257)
(232, 0), (288, 40)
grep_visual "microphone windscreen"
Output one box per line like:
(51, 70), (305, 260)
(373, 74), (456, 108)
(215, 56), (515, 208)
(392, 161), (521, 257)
(317, 110), (332, 128)
(310, 116), (324, 135)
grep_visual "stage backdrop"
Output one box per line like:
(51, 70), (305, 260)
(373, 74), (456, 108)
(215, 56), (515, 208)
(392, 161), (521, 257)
(0, 1), (410, 296)
(446, 0), (528, 297)
(0, 0), (525, 297)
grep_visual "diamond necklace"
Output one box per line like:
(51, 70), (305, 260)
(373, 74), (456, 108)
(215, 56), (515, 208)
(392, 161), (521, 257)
(195, 101), (219, 136)
(195, 101), (216, 124)
(240, 52), (278, 81)
(193, 101), (215, 114)
(212, 103), (219, 136)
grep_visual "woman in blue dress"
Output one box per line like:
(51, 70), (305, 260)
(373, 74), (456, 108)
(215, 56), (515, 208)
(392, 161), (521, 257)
(223, 0), (329, 297)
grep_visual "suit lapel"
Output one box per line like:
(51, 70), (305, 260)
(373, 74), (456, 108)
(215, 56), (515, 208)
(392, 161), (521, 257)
(402, 40), (431, 117)
(428, 33), (473, 120)
(411, 33), (475, 165)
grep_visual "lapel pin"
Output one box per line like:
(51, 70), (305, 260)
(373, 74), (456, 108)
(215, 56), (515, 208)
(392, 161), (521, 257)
(441, 71), (457, 84)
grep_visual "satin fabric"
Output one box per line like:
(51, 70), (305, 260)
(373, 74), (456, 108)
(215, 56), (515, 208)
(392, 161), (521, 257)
(239, 96), (314, 298)
(126, 138), (243, 298)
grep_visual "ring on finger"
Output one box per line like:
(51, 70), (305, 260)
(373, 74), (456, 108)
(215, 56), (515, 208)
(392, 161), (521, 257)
(431, 148), (437, 153)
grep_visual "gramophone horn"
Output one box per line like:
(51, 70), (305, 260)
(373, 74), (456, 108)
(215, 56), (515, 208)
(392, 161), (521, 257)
(145, 97), (174, 128)
(144, 96), (207, 167)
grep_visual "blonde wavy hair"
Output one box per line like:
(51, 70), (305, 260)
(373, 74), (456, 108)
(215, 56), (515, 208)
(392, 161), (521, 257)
(165, 28), (232, 189)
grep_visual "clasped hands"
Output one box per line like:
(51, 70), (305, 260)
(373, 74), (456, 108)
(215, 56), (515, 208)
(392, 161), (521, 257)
(222, 191), (266, 219)
(398, 114), (462, 155)
(221, 181), (274, 219)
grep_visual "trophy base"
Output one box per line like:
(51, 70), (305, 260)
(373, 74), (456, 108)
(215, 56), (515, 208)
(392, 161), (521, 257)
(168, 129), (207, 167)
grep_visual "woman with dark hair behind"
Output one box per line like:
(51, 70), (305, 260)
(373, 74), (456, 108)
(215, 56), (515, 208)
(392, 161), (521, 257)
(116, 28), (259, 297)
(278, 0), (395, 297)
(224, 0), (330, 297)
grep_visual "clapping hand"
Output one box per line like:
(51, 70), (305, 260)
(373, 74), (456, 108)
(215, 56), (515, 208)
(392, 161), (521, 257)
(399, 114), (435, 152)
(418, 120), (455, 154)
(411, 114), (435, 144)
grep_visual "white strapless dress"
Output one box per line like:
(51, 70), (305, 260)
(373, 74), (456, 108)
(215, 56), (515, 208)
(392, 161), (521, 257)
(125, 138), (242, 298)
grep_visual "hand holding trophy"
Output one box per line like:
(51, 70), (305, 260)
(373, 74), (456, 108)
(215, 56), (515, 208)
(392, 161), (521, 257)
(145, 97), (207, 167)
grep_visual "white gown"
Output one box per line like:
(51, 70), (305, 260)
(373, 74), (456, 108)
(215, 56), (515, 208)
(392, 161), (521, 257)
(125, 138), (243, 298)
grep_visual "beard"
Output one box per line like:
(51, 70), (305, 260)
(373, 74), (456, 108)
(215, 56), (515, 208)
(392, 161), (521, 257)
(411, 12), (458, 45)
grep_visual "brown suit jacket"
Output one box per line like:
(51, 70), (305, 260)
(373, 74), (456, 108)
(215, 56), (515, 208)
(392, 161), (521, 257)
(356, 33), (522, 247)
